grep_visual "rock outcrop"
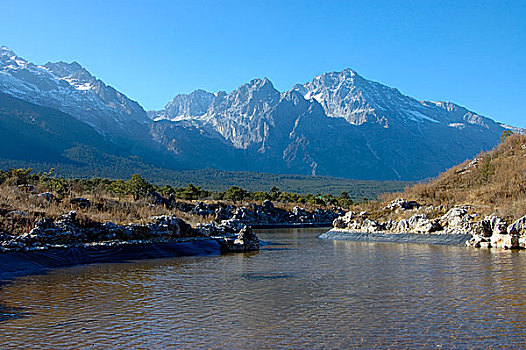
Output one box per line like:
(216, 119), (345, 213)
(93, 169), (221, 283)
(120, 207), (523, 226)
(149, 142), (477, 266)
(384, 198), (420, 211)
(466, 214), (526, 249)
(439, 207), (476, 234)
(219, 226), (261, 252)
(333, 211), (441, 234)
(0, 211), (260, 253)
(331, 204), (525, 249)
(152, 196), (341, 226)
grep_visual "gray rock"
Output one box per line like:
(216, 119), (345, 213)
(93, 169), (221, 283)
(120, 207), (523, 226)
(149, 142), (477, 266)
(149, 215), (190, 238)
(234, 226), (260, 250)
(332, 217), (346, 229)
(409, 214), (441, 234)
(476, 215), (507, 237)
(38, 192), (55, 202)
(196, 222), (226, 236)
(220, 226), (260, 252)
(507, 215), (526, 235)
(214, 206), (232, 221)
(147, 191), (166, 205)
(262, 200), (274, 210)
(440, 206), (475, 233)
(491, 233), (519, 249)
(332, 211), (357, 229)
(70, 197), (91, 208)
(396, 219), (410, 233)
(7, 210), (28, 216)
(361, 219), (384, 232)
(384, 220), (398, 231)
(394, 214), (441, 234)
(220, 218), (246, 233)
(384, 198), (420, 211)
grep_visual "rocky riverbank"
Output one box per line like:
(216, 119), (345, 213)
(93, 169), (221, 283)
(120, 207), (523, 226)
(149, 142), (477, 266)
(153, 196), (342, 227)
(0, 211), (260, 254)
(330, 198), (526, 249)
(0, 196), (345, 255)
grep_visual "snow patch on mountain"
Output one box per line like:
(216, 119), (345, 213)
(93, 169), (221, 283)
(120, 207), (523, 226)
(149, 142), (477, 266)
(0, 46), (149, 132)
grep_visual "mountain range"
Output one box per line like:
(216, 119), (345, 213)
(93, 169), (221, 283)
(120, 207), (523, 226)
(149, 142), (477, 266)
(0, 46), (515, 181)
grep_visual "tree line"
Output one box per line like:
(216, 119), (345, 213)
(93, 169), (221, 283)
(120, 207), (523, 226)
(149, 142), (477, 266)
(0, 169), (356, 208)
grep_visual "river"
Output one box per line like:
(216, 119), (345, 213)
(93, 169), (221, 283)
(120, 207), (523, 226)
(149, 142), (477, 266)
(1, 227), (525, 349)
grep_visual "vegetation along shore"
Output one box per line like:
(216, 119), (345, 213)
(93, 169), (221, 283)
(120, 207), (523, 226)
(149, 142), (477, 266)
(327, 133), (526, 249)
(0, 167), (349, 270)
(1, 132), (525, 280)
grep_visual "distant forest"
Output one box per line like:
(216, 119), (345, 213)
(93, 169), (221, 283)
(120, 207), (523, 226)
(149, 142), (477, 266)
(0, 160), (411, 201)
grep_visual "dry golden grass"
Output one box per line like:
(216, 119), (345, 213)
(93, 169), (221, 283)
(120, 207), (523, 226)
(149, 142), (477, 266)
(0, 182), (330, 236)
(0, 183), (216, 235)
(4, 134), (523, 234)
(383, 133), (526, 221)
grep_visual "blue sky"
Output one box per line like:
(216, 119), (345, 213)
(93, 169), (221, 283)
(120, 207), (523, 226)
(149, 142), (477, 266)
(1, 0), (525, 127)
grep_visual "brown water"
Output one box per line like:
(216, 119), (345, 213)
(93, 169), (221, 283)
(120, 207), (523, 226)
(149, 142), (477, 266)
(1, 227), (526, 349)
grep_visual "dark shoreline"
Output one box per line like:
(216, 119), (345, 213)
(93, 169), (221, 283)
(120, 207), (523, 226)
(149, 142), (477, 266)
(319, 230), (472, 246)
(0, 223), (327, 282)
(249, 222), (332, 229)
(0, 238), (223, 282)
(0, 218), (333, 282)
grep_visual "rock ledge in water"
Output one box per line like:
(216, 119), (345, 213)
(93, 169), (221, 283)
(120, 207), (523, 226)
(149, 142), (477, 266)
(218, 226), (260, 252)
(331, 207), (526, 249)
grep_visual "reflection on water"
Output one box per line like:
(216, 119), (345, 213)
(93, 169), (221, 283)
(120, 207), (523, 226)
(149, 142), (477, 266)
(1, 228), (526, 349)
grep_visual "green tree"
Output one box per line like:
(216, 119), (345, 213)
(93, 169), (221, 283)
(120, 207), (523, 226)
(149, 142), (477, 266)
(108, 179), (128, 198)
(337, 191), (354, 208)
(8, 168), (35, 186)
(181, 183), (201, 200)
(126, 174), (153, 200)
(252, 191), (271, 201)
(224, 186), (247, 204)
(268, 186), (281, 200)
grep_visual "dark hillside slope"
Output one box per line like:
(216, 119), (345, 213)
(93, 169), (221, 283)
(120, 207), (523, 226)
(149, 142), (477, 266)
(0, 92), (118, 164)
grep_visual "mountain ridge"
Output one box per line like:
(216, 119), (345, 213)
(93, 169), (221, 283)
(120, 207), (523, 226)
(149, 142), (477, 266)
(0, 46), (517, 181)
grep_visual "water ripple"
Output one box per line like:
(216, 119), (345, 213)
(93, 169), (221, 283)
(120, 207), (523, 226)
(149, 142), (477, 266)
(0, 228), (525, 349)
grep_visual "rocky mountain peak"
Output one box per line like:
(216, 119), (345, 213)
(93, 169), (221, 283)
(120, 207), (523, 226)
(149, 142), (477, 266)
(42, 61), (97, 91)
(293, 68), (381, 125)
(0, 46), (15, 56)
(43, 61), (90, 78)
(243, 77), (278, 95)
(213, 77), (280, 116)
(152, 89), (216, 121)
(0, 46), (30, 70)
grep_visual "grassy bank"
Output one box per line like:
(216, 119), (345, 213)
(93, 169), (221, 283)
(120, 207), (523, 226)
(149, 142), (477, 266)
(0, 169), (351, 236)
(393, 133), (526, 221)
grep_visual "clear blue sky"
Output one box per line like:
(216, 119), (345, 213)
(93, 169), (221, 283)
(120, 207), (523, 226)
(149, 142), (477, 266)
(1, 0), (525, 127)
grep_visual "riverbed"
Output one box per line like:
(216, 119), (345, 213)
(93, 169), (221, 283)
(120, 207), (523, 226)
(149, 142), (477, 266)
(1, 227), (525, 349)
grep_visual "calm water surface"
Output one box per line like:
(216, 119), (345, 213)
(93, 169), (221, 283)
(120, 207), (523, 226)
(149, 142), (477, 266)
(1, 228), (526, 349)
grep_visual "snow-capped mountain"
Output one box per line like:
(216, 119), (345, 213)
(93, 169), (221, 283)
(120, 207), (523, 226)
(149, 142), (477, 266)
(0, 46), (149, 133)
(151, 68), (506, 179)
(149, 89), (215, 121)
(156, 68), (503, 139)
(190, 78), (281, 149)
(292, 68), (502, 131)
(0, 46), (512, 181)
